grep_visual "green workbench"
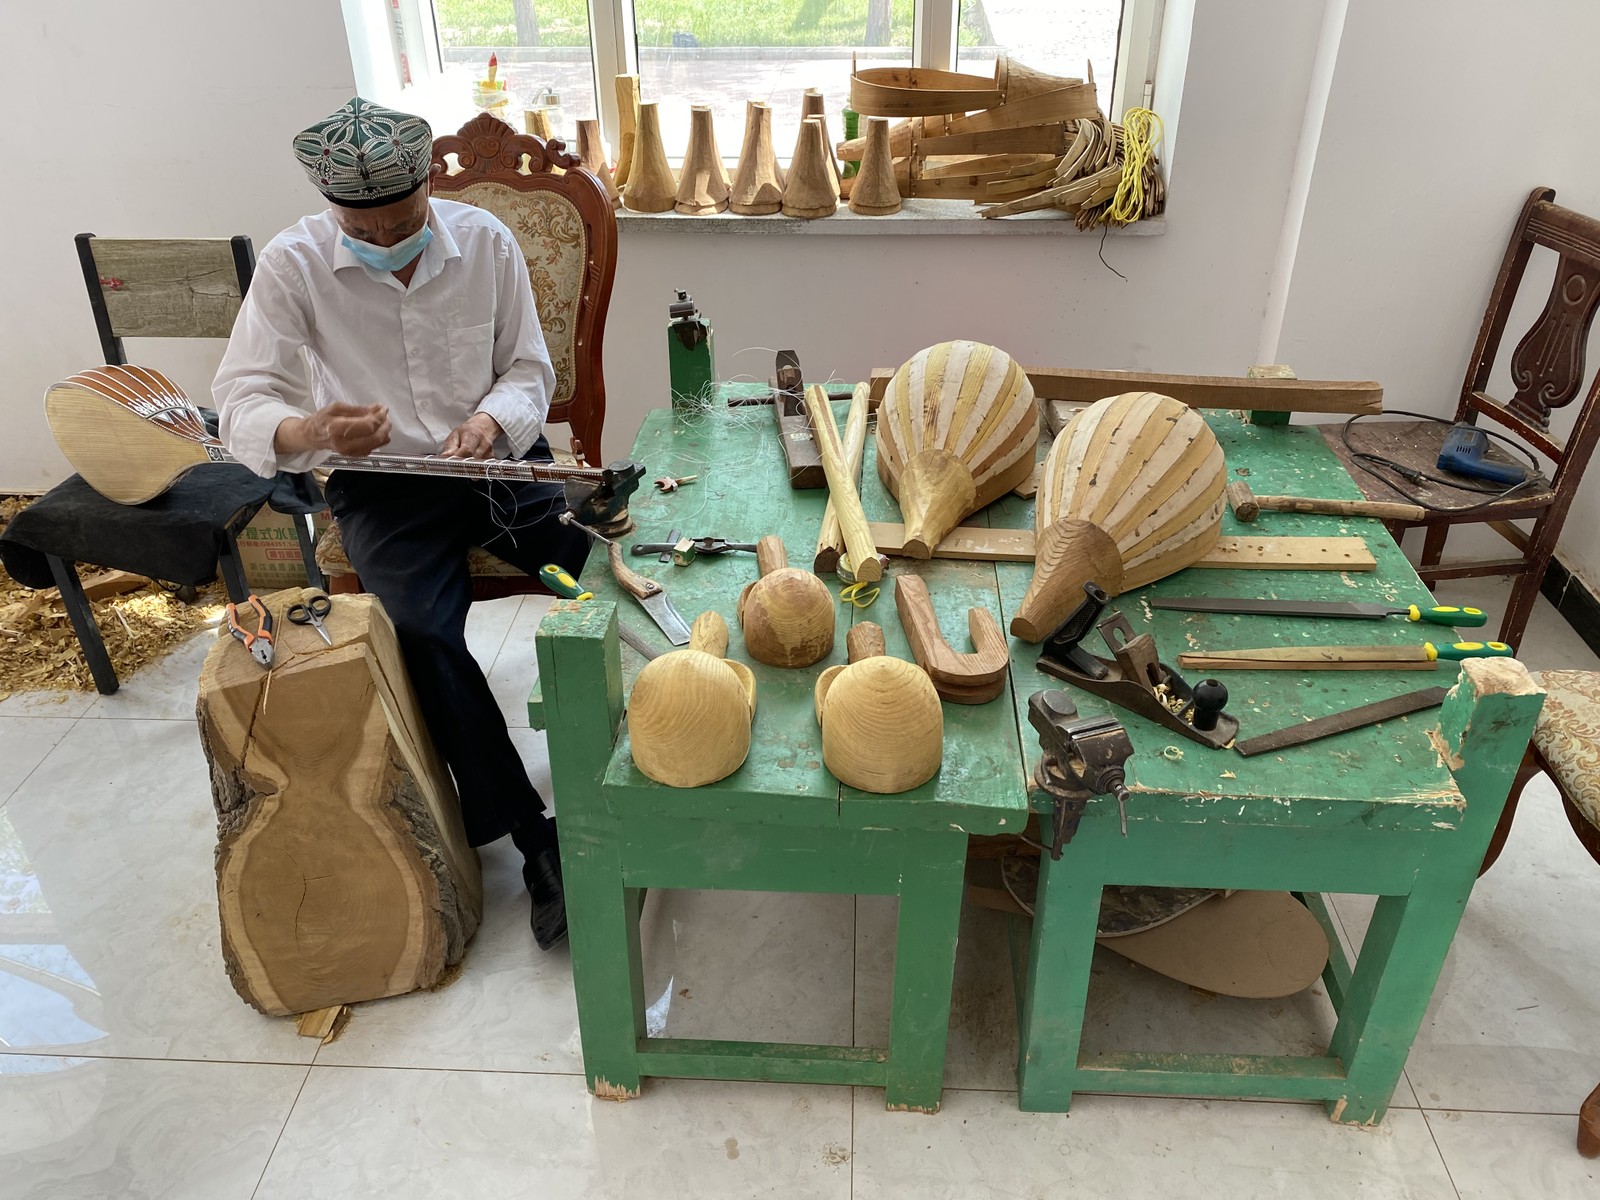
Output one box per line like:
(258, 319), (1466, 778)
(531, 387), (1542, 1120)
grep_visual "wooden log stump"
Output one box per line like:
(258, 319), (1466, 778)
(197, 590), (481, 1016)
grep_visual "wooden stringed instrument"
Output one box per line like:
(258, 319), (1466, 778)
(43, 364), (644, 531)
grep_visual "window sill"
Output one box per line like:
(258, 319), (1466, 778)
(615, 200), (1168, 236)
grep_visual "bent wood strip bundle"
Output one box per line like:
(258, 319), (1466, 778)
(875, 340), (1038, 558)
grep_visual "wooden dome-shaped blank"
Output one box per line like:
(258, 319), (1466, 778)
(875, 340), (1038, 557)
(1011, 391), (1226, 641)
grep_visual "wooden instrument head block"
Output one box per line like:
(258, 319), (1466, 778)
(627, 611), (756, 788)
(737, 536), (836, 667)
(813, 621), (943, 793)
(621, 100), (677, 213)
(675, 105), (730, 215)
(729, 100), (785, 215)
(1012, 391), (1225, 642)
(875, 340), (1038, 557)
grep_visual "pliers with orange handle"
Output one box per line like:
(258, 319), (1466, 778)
(225, 595), (275, 667)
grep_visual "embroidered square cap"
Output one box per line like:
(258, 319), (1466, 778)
(293, 97), (433, 208)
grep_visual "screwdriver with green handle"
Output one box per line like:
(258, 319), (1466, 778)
(1148, 596), (1488, 626)
(541, 563), (660, 660)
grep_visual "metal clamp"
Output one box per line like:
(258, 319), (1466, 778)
(1027, 690), (1136, 857)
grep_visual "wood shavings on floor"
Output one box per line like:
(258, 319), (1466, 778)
(1, 495), (226, 700)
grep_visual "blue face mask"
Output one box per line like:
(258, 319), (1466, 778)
(342, 222), (433, 272)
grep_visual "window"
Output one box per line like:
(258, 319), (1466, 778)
(358, 0), (1161, 168)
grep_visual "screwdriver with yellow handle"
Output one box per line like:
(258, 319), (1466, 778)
(541, 563), (592, 600)
(540, 563), (660, 660)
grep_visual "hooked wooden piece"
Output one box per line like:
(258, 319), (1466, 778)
(675, 105), (730, 214)
(622, 101), (676, 213)
(1012, 391), (1226, 642)
(893, 575), (1008, 704)
(875, 340), (1038, 558)
(737, 536), (836, 667)
(729, 101), (785, 215)
(814, 622), (943, 793)
(627, 611), (757, 787)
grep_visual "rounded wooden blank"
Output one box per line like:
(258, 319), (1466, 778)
(819, 658), (943, 793)
(675, 105), (730, 214)
(849, 116), (902, 216)
(782, 118), (839, 219)
(629, 650), (754, 787)
(622, 101), (677, 213)
(730, 101), (785, 214)
(737, 536), (835, 667)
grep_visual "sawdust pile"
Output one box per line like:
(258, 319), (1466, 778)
(0, 495), (226, 700)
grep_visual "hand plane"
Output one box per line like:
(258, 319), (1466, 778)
(1036, 582), (1238, 750)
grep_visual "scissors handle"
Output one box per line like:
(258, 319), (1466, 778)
(286, 590), (332, 624)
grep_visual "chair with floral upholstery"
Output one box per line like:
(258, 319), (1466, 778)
(317, 113), (618, 597)
(1478, 669), (1600, 1156)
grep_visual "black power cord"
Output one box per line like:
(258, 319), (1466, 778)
(1339, 409), (1544, 513)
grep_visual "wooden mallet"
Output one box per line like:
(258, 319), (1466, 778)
(1225, 480), (1425, 523)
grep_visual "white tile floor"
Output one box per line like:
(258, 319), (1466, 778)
(2, 581), (1598, 1199)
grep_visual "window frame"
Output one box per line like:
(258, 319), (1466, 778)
(373, 0), (1166, 167)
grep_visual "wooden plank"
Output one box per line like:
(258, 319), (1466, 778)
(872, 369), (1384, 416)
(88, 237), (244, 339)
(1023, 367), (1385, 414)
(941, 86), (1100, 135)
(918, 124), (1072, 156)
(868, 522), (1376, 572)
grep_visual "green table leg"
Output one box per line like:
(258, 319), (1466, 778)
(1326, 662), (1544, 1124)
(537, 601), (645, 1099)
(1016, 848), (1102, 1113)
(883, 831), (968, 1113)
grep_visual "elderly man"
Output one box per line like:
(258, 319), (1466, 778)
(214, 98), (585, 949)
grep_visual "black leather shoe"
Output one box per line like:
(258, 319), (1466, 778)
(522, 845), (567, 950)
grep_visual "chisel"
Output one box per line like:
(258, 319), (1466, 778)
(1177, 641), (1515, 671)
(558, 514), (693, 646)
(1149, 596), (1487, 627)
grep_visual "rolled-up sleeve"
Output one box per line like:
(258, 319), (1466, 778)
(475, 232), (554, 458)
(213, 251), (327, 477)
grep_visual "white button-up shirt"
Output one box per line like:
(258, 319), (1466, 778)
(214, 199), (554, 476)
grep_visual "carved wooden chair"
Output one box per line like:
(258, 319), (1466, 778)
(1477, 669), (1600, 1156)
(318, 115), (618, 596)
(1321, 187), (1600, 649)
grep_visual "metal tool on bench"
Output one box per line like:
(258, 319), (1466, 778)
(722, 351), (851, 488)
(1149, 596), (1488, 627)
(286, 588), (333, 646)
(560, 512), (692, 646)
(630, 537), (759, 559)
(1178, 640), (1515, 671)
(559, 460), (648, 539)
(225, 594), (275, 667)
(1233, 686), (1451, 758)
(1028, 690), (1136, 855)
(1037, 583), (1237, 749)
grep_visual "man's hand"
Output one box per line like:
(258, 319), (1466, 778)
(440, 412), (503, 459)
(274, 403), (391, 457)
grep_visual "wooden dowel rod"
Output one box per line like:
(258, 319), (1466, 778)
(803, 384), (881, 582)
(814, 382), (870, 572)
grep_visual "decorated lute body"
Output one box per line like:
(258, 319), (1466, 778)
(875, 340), (1039, 557)
(1011, 390), (1226, 642)
(43, 365), (643, 533)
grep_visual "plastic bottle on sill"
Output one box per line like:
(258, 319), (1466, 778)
(537, 90), (566, 144)
(841, 105), (860, 179)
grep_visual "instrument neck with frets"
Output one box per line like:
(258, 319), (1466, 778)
(43, 364), (644, 533)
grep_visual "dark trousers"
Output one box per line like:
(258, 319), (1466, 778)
(324, 439), (590, 848)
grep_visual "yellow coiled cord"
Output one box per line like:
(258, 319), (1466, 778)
(1104, 108), (1164, 226)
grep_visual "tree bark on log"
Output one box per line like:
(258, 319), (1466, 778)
(197, 590), (481, 1016)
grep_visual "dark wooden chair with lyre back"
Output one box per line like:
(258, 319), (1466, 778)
(1320, 187), (1600, 649)
(0, 236), (319, 694)
(317, 114), (618, 598)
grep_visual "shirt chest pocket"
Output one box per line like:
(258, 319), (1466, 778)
(447, 322), (496, 405)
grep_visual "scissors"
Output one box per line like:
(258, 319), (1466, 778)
(840, 580), (880, 609)
(286, 589), (334, 646)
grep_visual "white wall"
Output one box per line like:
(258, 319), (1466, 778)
(0, 0), (356, 491)
(7, 0), (1600, 595)
(1278, 0), (1600, 584)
